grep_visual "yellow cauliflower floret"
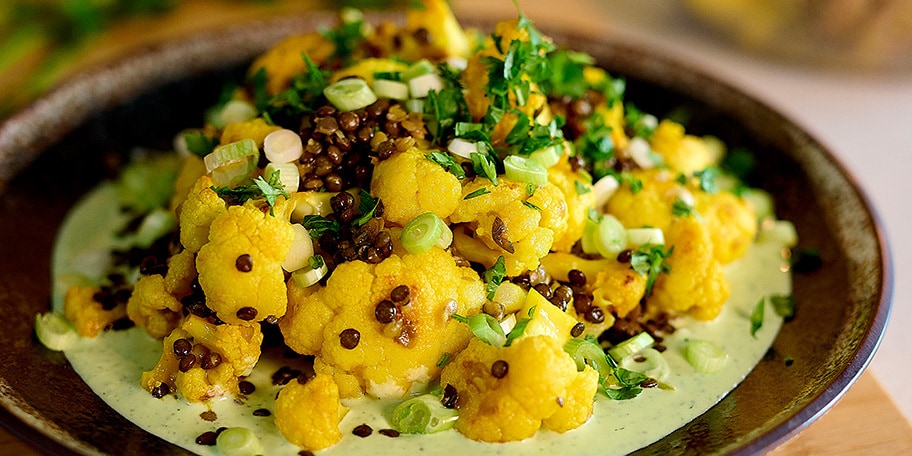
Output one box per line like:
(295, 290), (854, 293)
(179, 176), (227, 253)
(181, 315), (263, 377)
(196, 203), (294, 325)
(605, 169), (676, 233)
(450, 178), (563, 275)
(141, 328), (182, 394)
(169, 155), (207, 215)
(126, 274), (182, 339)
(175, 361), (237, 403)
(63, 286), (127, 337)
(405, 0), (471, 58)
(589, 260), (648, 319)
(649, 119), (715, 175)
(651, 217), (730, 320)
(219, 118), (281, 147)
(547, 155), (595, 252)
(274, 374), (348, 451)
(695, 191), (757, 264)
(370, 147), (462, 226)
(439, 336), (597, 442)
(541, 365), (599, 433)
(279, 248), (485, 399)
(248, 33), (335, 96)
(163, 249), (196, 297)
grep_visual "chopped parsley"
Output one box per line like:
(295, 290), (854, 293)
(321, 7), (367, 65)
(504, 305), (536, 347)
(464, 188), (491, 200)
(750, 298), (765, 338)
(470, 150), (499, 185)
(769, 294), (795, 320)
(309, 254), (325, 270)
(605, 367), (649, 400)
(423, 66), (470, 143)
(671, 197), (695, 218)
(436, 352), (452, 368)
(522, 200), (543, 211)
(624, 103), (656, 139)
(210, 170), (289, 216)
(694, 166), (720, 194)
(574, 180), (592, 195)
(182, 130), (218, 158)
(301, 215), (341, 239)
(426, 151), (466, 179)
(352, 189), (380, 227)
(483, 256), (507, 300)
(254, 54), (330, 122)
(630, 244), (673, 297)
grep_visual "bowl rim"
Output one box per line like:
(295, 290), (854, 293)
(0, 11), (895, 455)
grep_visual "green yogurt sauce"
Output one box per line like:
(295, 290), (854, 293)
(53, 180), (790, 455)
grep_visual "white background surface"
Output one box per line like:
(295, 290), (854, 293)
(459, 0), (912, 421)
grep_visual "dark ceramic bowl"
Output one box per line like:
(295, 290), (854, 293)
(0, 11), (892, 455)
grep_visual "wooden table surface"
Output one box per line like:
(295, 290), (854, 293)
(0, 370), (909, 454)
(2, 1), (910, 454)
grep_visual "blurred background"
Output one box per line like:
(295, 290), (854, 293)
(1, 0), (911, 447)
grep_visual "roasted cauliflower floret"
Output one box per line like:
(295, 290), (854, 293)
(196, 203), (294, 326)
(547, 155), (595, 252)
(405, 0), (471, 58)
(649, 119), (716, 175)
(651, 217), (730, 320)
(126, 274), (182, 339)
(141, 315), (263, 402)
(248, 33), (335, 96)
(163, 249), (196, 298)
(450, 178), (565, 275)
(695, 191), (757, 264)
(279, 247), (485, 399)
(274, 374), (349, 451)
(439, 336), (597, 442)
(178, 176), (227, 253)
(370, 147), (462, 226)
(63, 286), (128, 337)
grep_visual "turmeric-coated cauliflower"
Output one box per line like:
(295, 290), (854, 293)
(248, 34), (335, 96)
(196, 202), (294, 325)
(274, 374), (348, 451)
(649, 119), (715, 175)
(63, 286), (127, 337)
(547, 155), (596, 252)
(439, 336), (598, 442)
(279, 247), (485, 399)
(126, 274), (182, 339)
(219, 118), (281, 147)
(370, 147), (462, 226)
(450, 178), (565, 275)
(178, 176), (227, 253)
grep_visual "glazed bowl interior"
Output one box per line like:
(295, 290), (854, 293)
(0, 12), (891, 455)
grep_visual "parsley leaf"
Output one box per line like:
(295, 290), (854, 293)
(436, 352), (452, 368)
(624, 102), (657, 139)
(574, 180), (591, 195)
(483, 256), (507, 300)
(301, 215), (341, 239)
(750, 298), (765, 337)
(254, 171), (291, 215)
(694, 166), (720, 194)
(470, 150), (499, 185)
(426, 151), (466, 179)
(210, 170), (289, 216)
(671, 197), (695, 217)
(630, 244), (673, 297)
(182, 130), (218, 158)
(605, 367), (649, 400)
(353, 189), (380, 227)
(769, 294), (795, 320)
(321, 7), (366, 65)
(522, 200), (543, 211)
(259, 54), (329, 123)
(504, 316), (531, 347)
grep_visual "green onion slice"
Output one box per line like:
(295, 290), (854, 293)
(203, 138), (259, 173)
(215, 427), (263, 456)
(373, 79), (410, 100)
(401, 212), (448, 254)
(463, 313), (506, 347)
(607, 331), (654, 361)
(619, 347), (669, 382)
(529, 144), (563, 168)
(391, 394), (458, 434)
(589, 214), (627, 258)
(323, 78), (378, 112)
(503, 155), (548, 186)
(291, 256), (328, 288)
(564, 337), (616, 381)
(34, 312), (78, 351)
(684, 339), (728, 374)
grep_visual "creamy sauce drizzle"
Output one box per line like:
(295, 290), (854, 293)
(53, 183), (790, 455)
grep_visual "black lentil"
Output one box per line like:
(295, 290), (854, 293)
(584, 305), (605, 324)
(379, 429), (401, 438)
(340, 328), (361, 349)
(151, 382), (170, 399)
(616, 249), (633, 263)
(533, 283), (553, 300)
(374, 300), (398, 324)
(299, 451), (316, 456)
(298, 362), (317, 385)
(573, 293), (593, 314)
(570, 322), (585, 337)
(352, 424), (373, 437)
(491, 360), (509, 379)
(441, 384), (458, 409)
(200, 352), (222, 370)
(550, 285), (573, 311)
(235, 254), (253, 272)
(567, 269), (587, 287)
(272, 366), (302, 385)
(238, 380), (256, 395)
(173, 338), (192, 357)
(253, 408), (272, 417)
(236, 306), (258, 321)
(195, 430), (219, 446)
(390, 285), (410, 305)
(491, 216), (515, 254)
(179, 354), (196, 373)
(640, 378), (658, 388)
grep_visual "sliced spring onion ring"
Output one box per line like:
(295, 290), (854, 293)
(133, 208), (177, 249)
(684, 339), (728, 374)
(264, 129), (304, 163)
(324, 78), (378, 112)
(589, 214), (627, 258)
(529, 144), (563, 168)
(625, 227), (665, 248)
(564, 337), (616, 381)
(503, 155), (547, 186)
(402, 59), (436, 80)
(607, 331), (655, 361)
(447, 138), (478, 159)
(373, 79), (410, 100)
(203, 138), (259, 173)
(592, 174), (620, 209)
(215, 427), (263, 456)
(217, 100), (258, 127)
(401, 212), (447, 254)
(627, 137), (657, 169)
(282, 224), (315, 272)
(620, 347), (669, 382)
(464, 313), (506, 347)
(264, 162), (301, 194)
(35, 312), (78, 351)
(391, 394), (458, 434)
(291, 257), (328, 288)
(408, 73), (444, 98)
